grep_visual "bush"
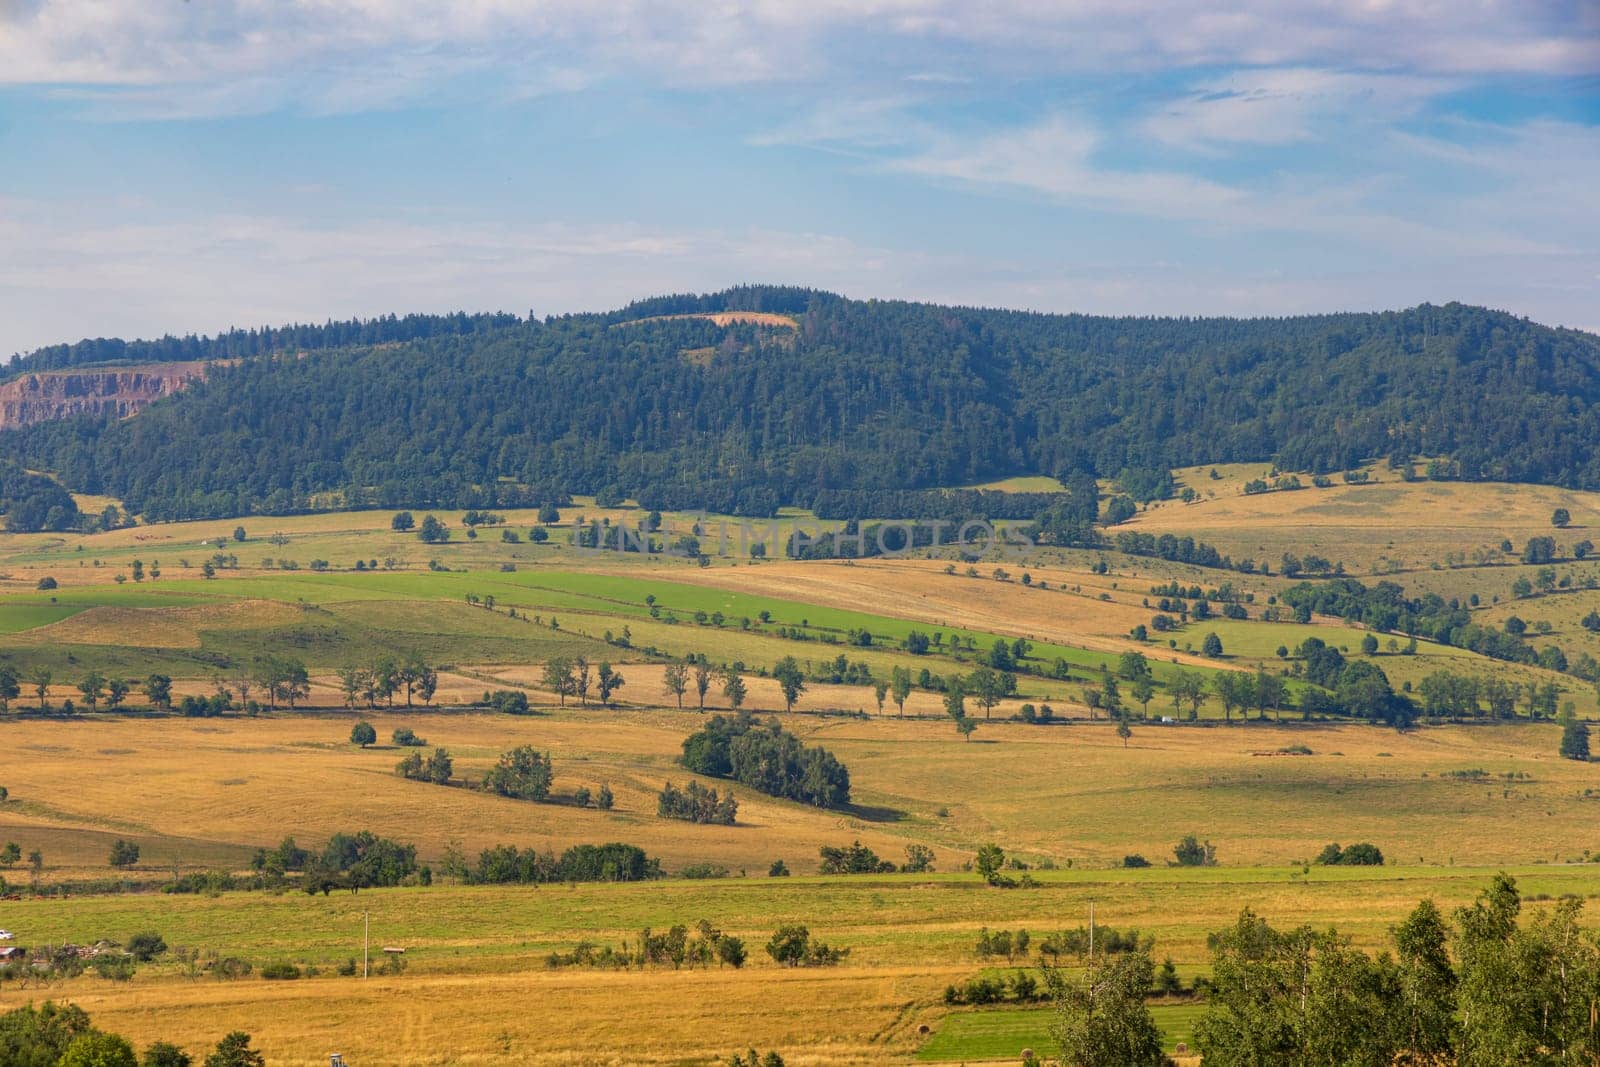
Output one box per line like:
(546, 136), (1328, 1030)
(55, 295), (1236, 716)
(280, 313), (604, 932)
(392, 727), (426, 747)
(260, 961), (301, 980)
(1122, 854), (1151, 868)
(1172, 835), (1217, 867)
(126, 931), (167, 961)
(488, 690), (531, 715)
(768, 859), (790, 877)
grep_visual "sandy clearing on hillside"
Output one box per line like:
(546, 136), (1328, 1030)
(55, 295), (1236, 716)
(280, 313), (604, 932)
(615, 311), (798, 329)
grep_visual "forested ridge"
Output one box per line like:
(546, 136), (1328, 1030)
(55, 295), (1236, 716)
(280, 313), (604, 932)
(5, 286), (1600, 521)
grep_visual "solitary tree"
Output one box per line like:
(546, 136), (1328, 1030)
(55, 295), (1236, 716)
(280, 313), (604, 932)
(872, 680), (888, 715)
(772, 656), (806, 712)
(108, 838), (140, 868)
(1552, 507), (1572, 528)
(1131, 676), (1155, 719)
(890, 666), (912, 717)
(542, 657), (574, 706)
(597, 662), (626, 705)
(145, 674), (172, 711)
(573, 656), (592, 706)
(722, 667), (747, 711)
(1559, 715), (1590, 761)
(350, 721), (377, 748)
(203, 1031), (267, 1067)
(0, 665), (19, 711)
(1117, 720), (1133, 748)
(693, 661), (713, 710)
(76, 672), (106, 712)
(29, 668), (52, 710)
(662, 661), (688, 709)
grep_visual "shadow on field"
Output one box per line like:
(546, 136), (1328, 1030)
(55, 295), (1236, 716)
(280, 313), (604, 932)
(846, 802), (908, 823)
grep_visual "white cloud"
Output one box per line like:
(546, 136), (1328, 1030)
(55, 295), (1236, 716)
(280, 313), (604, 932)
(888, 116), (1250, 221)
(0, 1), (1593, 116)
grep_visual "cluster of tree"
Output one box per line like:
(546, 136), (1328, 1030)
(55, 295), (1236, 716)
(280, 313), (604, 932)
(657, 780), (737, 824)
(541, 656), (625, 707)
(395, 748), (454, 785)
(300, 831), (419, 894)
(544, 918), (748, 971)
(0, 458), (80, 532)
(1280, 579), (1554, 671)
(1194, 874), (1600, 1065)
(336, 657), (438, 708)
(1112, 531), (1258, 574)
(480, 746), (554, 801)
(817, 840), (897, 874)
(764, 924), (848, 968)
(679, 712), (851, 808)
(1415, 667), (1560, 720)
(20, 291), (1600, 520)
(943, 969), (1045, 1006)
(456, 842), (660, 884)
(1313, 842), (1385, 866)
(0, 1001), (269, 1067)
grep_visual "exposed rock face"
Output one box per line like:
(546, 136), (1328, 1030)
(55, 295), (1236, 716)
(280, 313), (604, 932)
(0, 362), (212, 429)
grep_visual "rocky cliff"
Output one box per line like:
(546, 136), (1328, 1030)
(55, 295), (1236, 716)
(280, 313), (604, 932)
(0, 362), (213, 430)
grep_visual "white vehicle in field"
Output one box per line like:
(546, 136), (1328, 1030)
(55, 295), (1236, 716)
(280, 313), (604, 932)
(0, 930), (14, 940)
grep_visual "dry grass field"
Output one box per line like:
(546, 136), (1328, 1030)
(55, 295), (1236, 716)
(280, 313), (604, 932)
(4, 481), (1600, 1063)
(3, 710), (1596, 883)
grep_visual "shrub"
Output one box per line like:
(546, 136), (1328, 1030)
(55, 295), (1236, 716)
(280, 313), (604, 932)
(1122, 854), (1151, 868)
(1172, 835), (1217, 867)
(260, 961), (301, 980)
(127, 931), (167, 961)
(488, 689), (531, 715)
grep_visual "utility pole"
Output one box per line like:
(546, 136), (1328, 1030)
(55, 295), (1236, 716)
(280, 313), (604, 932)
(363, 911), (369, 979)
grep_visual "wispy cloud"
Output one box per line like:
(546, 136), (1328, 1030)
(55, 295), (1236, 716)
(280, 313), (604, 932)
(1143, 68), (1457, 151)
(2, 1), (1594, 117)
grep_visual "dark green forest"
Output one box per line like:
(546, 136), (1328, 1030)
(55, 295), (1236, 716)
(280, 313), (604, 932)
(5, 286), (1600, 521)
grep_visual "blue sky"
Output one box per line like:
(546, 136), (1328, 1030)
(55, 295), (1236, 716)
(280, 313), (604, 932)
(1, 1), (1597, 355)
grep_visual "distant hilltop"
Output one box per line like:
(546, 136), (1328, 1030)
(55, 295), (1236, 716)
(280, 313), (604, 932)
(3, 285), (1599, 522)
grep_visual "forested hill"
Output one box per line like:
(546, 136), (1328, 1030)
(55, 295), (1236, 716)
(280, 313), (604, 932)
(4, 287), (1600, 521)
(2, 310), (522, 380)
